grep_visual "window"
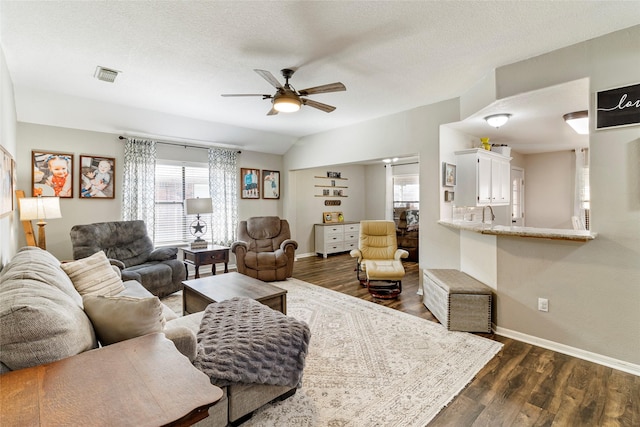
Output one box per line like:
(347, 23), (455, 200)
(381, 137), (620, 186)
(393, 174), (419, 220)
(154, 162), (212, 245)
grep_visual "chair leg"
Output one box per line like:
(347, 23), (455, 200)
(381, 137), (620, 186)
(355, 262), (367, 286)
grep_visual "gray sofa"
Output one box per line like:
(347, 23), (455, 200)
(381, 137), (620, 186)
(0, 247), (295, 426)
(70, 220), (184, 297)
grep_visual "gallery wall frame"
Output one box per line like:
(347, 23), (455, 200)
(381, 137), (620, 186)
(240, 168), (260, 199)
(79, 155), (116, 199)
(443, 162), (456, 187)
(262, 169), (280, 199)
(32, 150), (74, 198)
(1, 145), (15, 217)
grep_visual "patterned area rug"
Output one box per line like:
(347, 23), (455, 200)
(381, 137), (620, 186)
(233, 278), (503, 427)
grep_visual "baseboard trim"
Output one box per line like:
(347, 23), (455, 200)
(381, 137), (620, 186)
(494, 326), (640, 376)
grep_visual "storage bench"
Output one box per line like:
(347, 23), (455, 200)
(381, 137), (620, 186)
(423, 269), (493, 333)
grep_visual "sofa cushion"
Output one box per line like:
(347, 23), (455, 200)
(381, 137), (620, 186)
(60, 251), (125, 297)
(83, 295), (166, 345)
(0, 248), (98, 370)
(118, 280), (178, 321)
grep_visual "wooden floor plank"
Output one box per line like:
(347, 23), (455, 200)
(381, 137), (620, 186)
(291, 253), (639, 426)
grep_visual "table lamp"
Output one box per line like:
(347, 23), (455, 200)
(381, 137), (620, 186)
(185, 197), (212, 249)
(19, 196), (62, 250)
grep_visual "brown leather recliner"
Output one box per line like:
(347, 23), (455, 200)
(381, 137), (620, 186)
(231, 217), (298, 282)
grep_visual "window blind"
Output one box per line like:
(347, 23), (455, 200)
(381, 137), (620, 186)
(154, 163), (212, 245)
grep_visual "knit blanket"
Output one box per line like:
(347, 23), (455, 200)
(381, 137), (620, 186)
(193, 297), (311, 388)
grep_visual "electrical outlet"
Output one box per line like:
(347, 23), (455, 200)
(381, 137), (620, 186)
(538, 298), (549, 312)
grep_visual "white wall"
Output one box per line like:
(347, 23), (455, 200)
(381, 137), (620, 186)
(524, 151), (574, 229)
(284, 26), (640, 370)
(293, 164), (367, 256)
(14, 123), (284, 261)
(0, 45), (18, 269)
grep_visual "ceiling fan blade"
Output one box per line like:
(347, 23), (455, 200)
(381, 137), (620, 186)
(298, 82), (346, 96)
(221, 93), (272, 97)
(267, 106), (279, 116)
(302, 98), (336, 113)
(254, 69), (283, 89)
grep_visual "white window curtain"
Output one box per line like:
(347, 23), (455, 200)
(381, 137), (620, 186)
(122, 138), (157, 239)
(573, 148), (590, 230)
(208, 148), (238, 246)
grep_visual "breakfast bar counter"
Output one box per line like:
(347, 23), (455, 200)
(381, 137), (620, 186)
(438, 220), (597, 242)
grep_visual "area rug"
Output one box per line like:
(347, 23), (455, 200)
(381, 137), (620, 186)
(236, 278), (503, 427)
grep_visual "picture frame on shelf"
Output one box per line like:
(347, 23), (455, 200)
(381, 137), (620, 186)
(79, 155), (115, 199)
(32, 150), (74, 197)
(240, 168), (260, 199)
(443, 162), (456, 187)
(262, 169), (280, 199)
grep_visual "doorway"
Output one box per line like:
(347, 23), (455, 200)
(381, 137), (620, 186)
(511, 167), (525, 226)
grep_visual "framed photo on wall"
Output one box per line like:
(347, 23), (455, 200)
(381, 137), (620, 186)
(443, 162), (456, 187)
(1, 145), (15, 217)
(79, 155), (116, 198)
(262, 169), (280, 199)
(32, 150), (74, 197)
(240, 168), (260, 199)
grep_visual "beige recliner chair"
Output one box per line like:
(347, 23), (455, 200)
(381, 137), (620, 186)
(350, 220), (408, 299)
(231, 216), (298, 282)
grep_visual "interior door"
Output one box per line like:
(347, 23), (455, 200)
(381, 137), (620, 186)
(511, 167), (525, 226)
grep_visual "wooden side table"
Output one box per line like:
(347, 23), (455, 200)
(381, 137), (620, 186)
(0, 333), (223, 427)
(183, 245), (230, 279)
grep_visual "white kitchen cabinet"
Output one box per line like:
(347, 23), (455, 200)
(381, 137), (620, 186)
(454, 148), (511, 206)
(314, 222), (360, 258)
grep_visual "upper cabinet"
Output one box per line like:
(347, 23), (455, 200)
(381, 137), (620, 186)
(455, 149), (511, 206)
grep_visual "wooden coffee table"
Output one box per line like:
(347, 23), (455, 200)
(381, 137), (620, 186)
(182, 272), (287, 315)
(0, 333), (223, 427)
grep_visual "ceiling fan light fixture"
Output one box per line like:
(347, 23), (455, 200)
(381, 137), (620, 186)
(484, 113), (511, 128)
(273, 93), (301, 113)
(563, 110), (589, 134)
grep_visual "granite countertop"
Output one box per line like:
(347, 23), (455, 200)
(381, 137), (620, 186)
(438, 220), (597, 242)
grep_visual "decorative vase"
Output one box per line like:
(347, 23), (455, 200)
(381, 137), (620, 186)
(481, 137), (491, 150)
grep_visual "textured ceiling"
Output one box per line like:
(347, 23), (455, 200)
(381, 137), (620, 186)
(1, 1), (639, 154)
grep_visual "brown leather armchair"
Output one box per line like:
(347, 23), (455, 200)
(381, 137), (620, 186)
(396, 209), (419, 262)
(231, 217), (298, 282)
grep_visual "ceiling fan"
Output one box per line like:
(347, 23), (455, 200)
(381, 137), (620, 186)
(221, 68), (346, 115)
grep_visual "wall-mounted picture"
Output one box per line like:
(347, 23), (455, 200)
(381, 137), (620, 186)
(443, 162), (456, 187)
(79, 155), (115, 198)
(445, 190), (455, 202)
(262, 169), (280, 199)
(1, 145), (15, 217)
(241, 168), (260, 199)
(32, 150), (74, 197)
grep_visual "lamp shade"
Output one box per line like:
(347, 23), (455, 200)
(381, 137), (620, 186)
(185, 198), (213, 215)
(563, 110), (589, 135)
(19, 197), (62, 221)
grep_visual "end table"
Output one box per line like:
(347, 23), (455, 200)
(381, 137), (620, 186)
(183, 245), (230, 279)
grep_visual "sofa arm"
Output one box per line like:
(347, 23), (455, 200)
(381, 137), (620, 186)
(230, 240), (248, 254)
(163, 325), (197, 361)
(231, 241), (248, 274)
(394, 249), (409, 260)
(109, 259), (126, 270)
(350, 249), (362, 262)
(280, 239), (298, 252)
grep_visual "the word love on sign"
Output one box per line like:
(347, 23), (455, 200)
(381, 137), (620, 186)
(596, 82), (640, 130)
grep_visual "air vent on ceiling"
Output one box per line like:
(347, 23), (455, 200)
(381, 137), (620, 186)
(94, 66), (120, 83)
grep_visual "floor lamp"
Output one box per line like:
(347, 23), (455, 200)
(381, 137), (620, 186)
(18, 196), (62, 250)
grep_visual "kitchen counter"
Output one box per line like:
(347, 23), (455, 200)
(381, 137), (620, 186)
(438, 220), (597, 242)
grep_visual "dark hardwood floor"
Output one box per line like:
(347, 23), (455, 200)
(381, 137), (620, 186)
(292, 253), (639, 427)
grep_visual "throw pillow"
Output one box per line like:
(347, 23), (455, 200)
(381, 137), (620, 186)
(60, 251), (125, 297)
(147, 247), (178, 261)
(82, 295), (166, 345)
